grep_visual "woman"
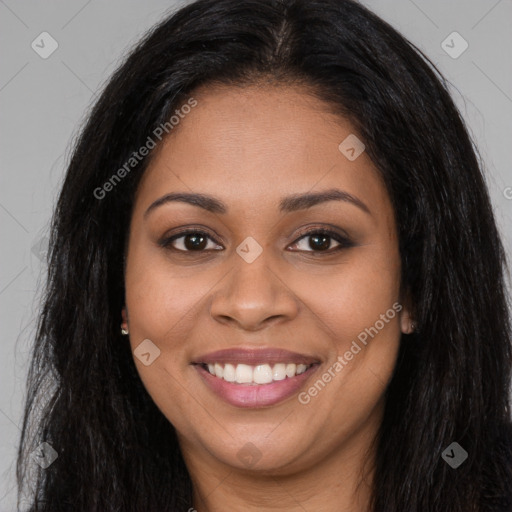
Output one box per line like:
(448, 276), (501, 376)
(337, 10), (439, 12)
(16, 0), (512, 510)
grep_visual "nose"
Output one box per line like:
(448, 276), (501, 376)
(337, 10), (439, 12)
(210, 252), (299, 332)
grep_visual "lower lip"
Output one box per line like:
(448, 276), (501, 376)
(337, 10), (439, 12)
(194, 364), (320, 408)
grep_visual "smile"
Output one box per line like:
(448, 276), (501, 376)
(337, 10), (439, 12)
(201, 362), (313, 384)
(192, 348), (321, 408)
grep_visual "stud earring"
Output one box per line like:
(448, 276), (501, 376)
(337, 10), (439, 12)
(410, 322), (416, 332)
(121, 326), (129, 335)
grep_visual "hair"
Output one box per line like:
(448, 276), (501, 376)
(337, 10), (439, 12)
(16, 0), (512, 510)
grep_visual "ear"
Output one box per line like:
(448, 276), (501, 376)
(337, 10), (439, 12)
(398, 291), (416, 334)
(399, 306), (415, 334)
(121, 307), (128, 329)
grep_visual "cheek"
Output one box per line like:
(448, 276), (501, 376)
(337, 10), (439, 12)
(124, 243), (208, 341)
(123, 244), (204, 426)
(296, 247), (401, 347)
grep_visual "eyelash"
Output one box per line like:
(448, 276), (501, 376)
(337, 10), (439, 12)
(159, 227), (354, 255)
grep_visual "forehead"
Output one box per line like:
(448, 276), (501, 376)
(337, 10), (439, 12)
(134, 84), (392, 222)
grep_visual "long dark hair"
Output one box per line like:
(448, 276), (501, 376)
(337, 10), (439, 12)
(17, 0), (512, 510)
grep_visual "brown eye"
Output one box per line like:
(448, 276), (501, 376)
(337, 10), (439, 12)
(307, 233), (332, 251)
(160, 230), (223, 252)
(290, 229), (354, 253)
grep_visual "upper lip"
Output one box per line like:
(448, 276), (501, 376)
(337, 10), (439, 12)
(192, 348), (320, 366)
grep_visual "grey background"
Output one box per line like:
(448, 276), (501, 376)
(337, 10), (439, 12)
(1, 0), (511, 509)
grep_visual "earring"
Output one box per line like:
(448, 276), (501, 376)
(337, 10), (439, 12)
(410, 322), (416, 332)
(121, 325), (129, 335)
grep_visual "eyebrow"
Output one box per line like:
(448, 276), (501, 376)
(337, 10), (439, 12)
(144, 188), (371, 219)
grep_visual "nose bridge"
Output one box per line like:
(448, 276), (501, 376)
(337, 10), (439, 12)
(230, 249), (275, 301)
(210, 246), (298, 329)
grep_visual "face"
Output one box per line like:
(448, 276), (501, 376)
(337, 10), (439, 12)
(122, 84), (413, 477)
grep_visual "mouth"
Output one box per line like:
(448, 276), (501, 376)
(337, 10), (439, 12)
(191, 348), (321, 408)
(196, 361), (315, 384)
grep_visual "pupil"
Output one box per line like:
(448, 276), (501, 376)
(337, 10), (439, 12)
(310, 234), (330, 251)
(185, 233), (207, 250)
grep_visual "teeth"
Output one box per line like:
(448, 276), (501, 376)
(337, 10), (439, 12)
(235, 364), (253, 384)
(296, 364), (307, 375)
(214, 363), (224, 378)
(272, 363), (286, 381)
(285, 363), (296, 378)
(223, 363), (236, 382)
(254, 364), (273, 384)
(203, 362), (313, 384)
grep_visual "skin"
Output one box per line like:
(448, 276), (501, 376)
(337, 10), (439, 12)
(122, 83), (414, 511)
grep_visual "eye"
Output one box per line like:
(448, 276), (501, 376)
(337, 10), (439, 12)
(159, 229), (223, 252)
(159, 227), (354, 254)
(289, 228), (354, 253)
